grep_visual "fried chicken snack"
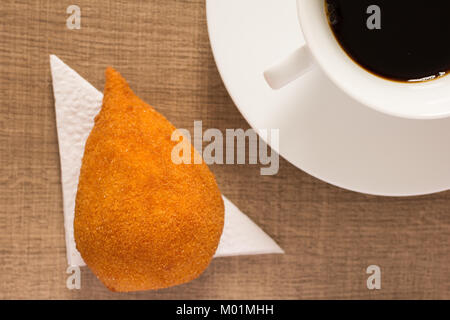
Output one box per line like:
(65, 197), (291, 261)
(74, 68), (224, 292)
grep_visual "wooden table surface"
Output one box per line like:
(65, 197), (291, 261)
(1, 0), (449, 300)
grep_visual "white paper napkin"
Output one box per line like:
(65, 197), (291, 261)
(50, 55), (284, 267)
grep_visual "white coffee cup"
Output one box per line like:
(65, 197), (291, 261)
(264, 0), (450, 120)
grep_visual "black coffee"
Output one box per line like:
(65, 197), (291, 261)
(325, 0), (450, 82)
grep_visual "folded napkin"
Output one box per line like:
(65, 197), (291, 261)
(50, 55), (284, 267)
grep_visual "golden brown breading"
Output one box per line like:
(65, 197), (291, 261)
(74, 67), (224, 292)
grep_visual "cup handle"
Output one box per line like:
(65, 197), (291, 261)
(263, 45), (314, 90)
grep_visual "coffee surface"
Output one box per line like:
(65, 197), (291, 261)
(325, 0), (450, 82)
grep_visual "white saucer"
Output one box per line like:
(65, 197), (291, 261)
(206, 0), (450, 196)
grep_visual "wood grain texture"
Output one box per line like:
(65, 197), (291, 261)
(0, 0), (449, 299)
